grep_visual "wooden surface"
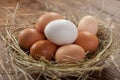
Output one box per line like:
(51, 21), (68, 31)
(0, 0), (120, 80)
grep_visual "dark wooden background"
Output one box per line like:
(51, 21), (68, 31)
(0, 0), (120, 80)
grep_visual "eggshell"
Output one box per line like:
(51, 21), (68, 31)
(55, 44), (86, 63)
(44, 19), (78, 45)
(78, 15), (98, 35)
(35, 12), (64, 33)
(30, 40), (57, 60)
(75, 31), (99, 53)
(18, 28), (45, 50)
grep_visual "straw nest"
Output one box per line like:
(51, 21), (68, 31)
(0, 4), (117, 80)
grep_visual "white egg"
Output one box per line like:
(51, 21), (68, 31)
(44, 19), (78, 45)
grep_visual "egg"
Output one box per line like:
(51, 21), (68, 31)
(35, 12), (64, 33)
(75, 31), (99, 53)
(18, 28), (45, 50)
(30, 40), (57, 60)
(78, 15), (98, 35)
(44, 19), (78, 45)
(55, 44), (86, 63)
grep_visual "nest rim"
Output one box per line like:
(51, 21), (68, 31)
(0, 8), (114, 79)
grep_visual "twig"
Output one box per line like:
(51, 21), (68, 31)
(0, 74), (4, 80)
(0, 60), (13, 80)
(11, 3), (20, 25)
(110, 55), (120, 73)
(95, 0), (104, 17)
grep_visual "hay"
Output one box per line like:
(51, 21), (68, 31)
(0, 3), (116, 80)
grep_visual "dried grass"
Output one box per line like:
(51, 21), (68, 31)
(0, 2), (118, 80)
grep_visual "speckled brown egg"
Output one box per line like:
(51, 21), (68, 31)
(55, 44), (86, 63)
(18, 28), (45, 50)
(35, 12), (64, 33)
(30, 40), (57, 60)
(75, 31), (99, 53)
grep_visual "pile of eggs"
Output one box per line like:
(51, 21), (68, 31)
(18, 12), (99, 63)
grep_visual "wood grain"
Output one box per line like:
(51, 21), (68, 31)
(0, 0), (120, 80)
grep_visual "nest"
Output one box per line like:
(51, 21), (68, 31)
(0, 4), (116, 80)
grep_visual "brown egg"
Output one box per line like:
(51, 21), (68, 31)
(35, 12), (64, 33)
(78, 15), (98, 35)
(75, 31), (99, 53)
(30, 40), (57, 60)
(55, 44), (86, 63)
(18, 28), (45, 50)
